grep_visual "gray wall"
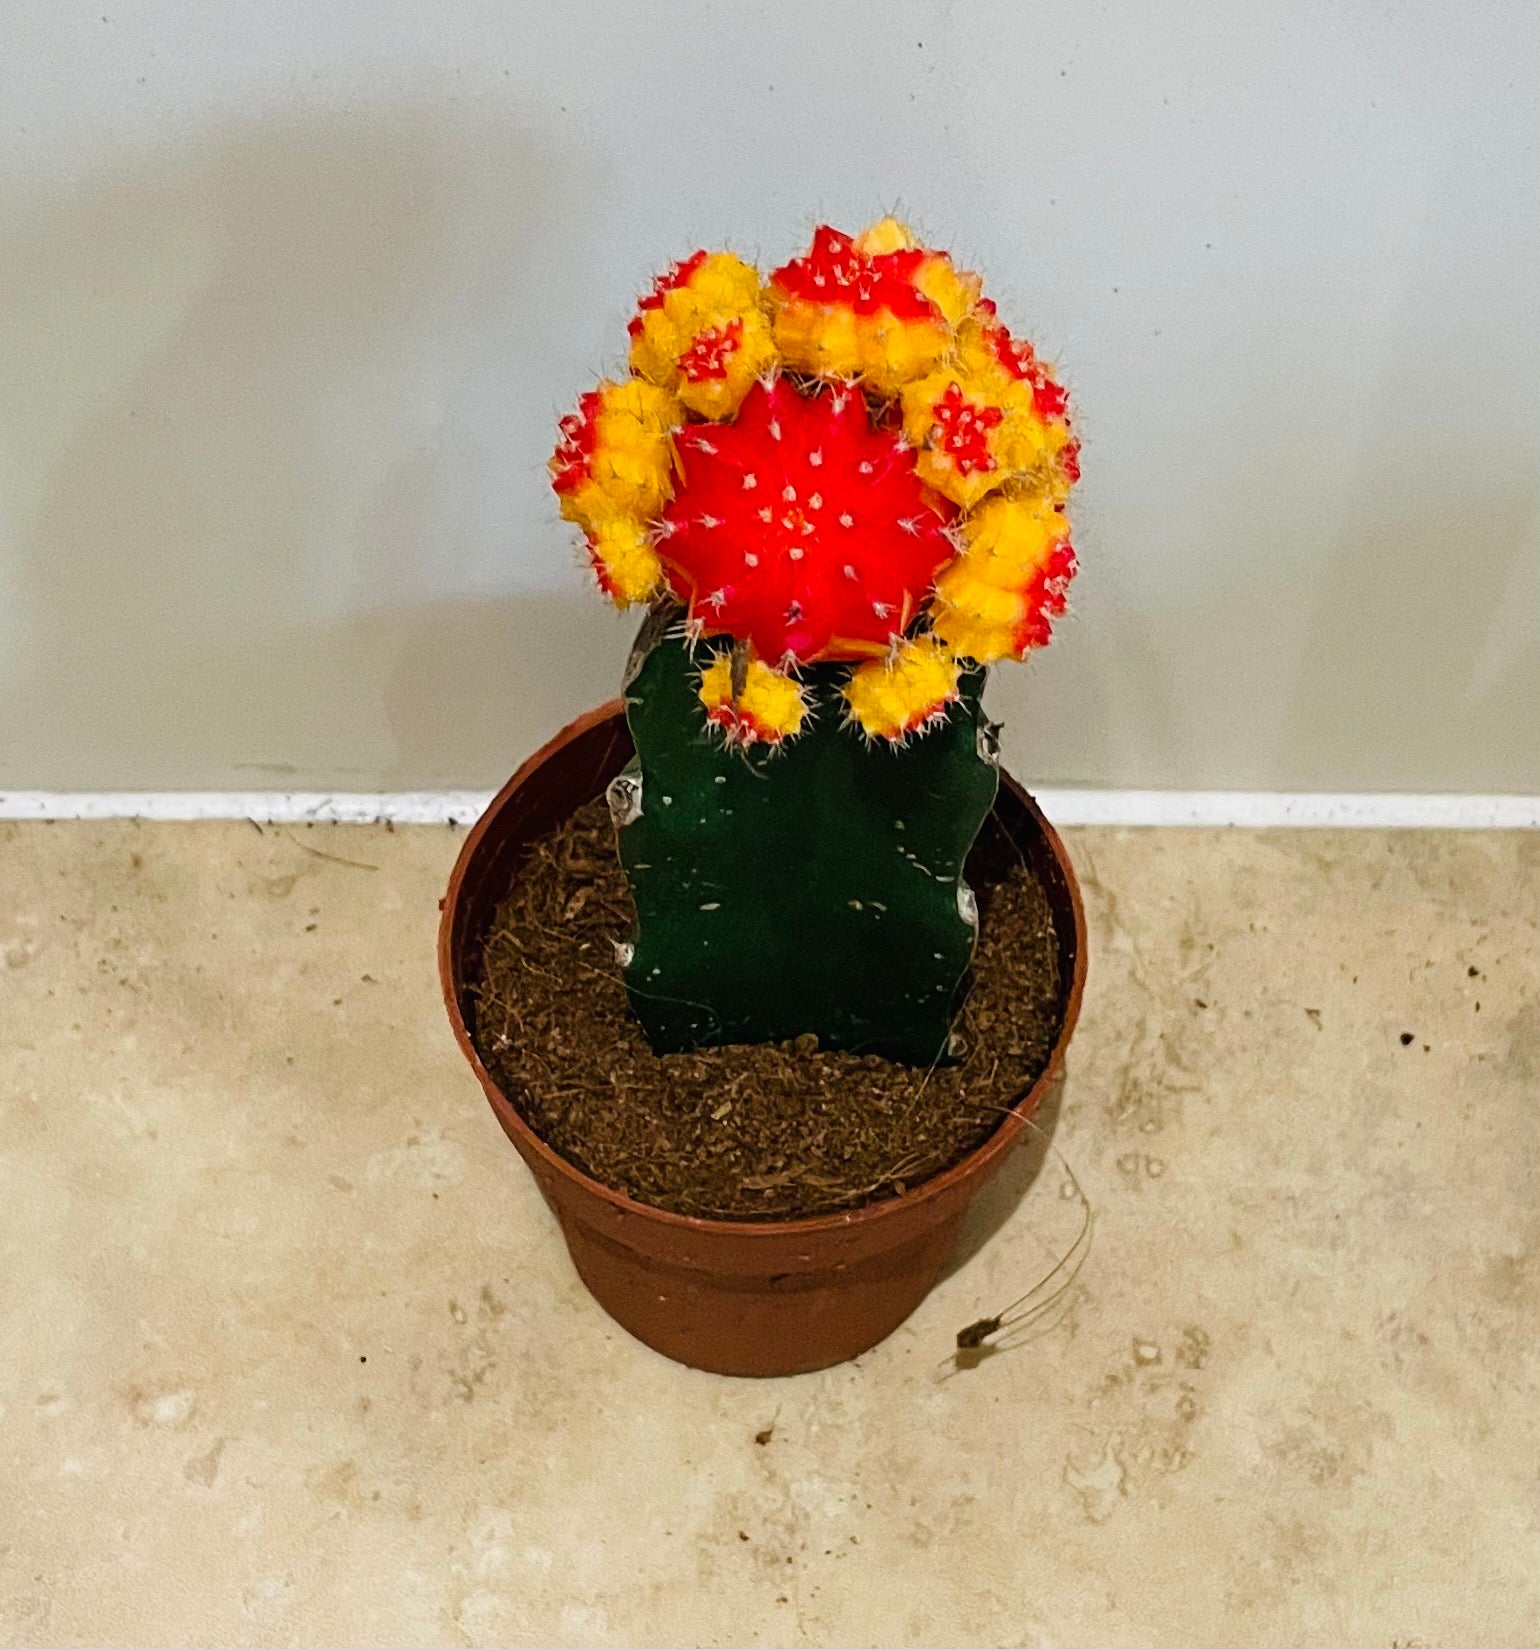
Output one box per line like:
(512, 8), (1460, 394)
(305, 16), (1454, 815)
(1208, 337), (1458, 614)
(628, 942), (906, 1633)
(2, 0), (1536, 793)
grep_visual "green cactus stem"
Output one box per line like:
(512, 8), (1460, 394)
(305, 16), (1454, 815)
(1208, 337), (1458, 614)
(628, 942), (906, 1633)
(610, 612), (999, 1064)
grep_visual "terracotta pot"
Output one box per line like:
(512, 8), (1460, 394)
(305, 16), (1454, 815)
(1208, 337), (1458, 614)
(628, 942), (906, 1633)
(439, 702), (1087, 1377)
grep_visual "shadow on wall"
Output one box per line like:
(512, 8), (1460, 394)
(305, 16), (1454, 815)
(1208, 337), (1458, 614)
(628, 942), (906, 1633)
(1277, 467), (1540, 794)
(1273, 121), (1540, 794)
(988, 598), (1182, 794)
(6, 93), (1533, 795)
(0, 100), (626, 791)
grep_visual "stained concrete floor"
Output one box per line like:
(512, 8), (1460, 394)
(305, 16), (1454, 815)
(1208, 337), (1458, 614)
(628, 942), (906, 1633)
(1, 818), (1537, 1648)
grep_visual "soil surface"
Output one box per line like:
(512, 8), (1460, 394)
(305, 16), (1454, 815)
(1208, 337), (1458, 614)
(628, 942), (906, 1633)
(471, 800), (1062, 1219)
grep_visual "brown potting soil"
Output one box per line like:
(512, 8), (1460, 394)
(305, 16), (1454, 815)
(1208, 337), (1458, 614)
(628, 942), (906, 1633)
(471, 800), (1062, 1220)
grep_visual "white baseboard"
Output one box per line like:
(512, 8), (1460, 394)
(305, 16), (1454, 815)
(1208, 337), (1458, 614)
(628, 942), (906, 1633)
(0, 792), (496, 825)
(0, 790), (1536, 828)
(1028, 791), (1540, 828)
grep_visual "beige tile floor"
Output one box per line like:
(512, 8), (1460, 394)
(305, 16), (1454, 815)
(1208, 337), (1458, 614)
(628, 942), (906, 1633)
(1, 819), (1536, 1648)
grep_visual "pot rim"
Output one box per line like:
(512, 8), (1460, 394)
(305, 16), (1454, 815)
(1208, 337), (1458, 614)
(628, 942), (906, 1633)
(439, 698), (1088, 1241)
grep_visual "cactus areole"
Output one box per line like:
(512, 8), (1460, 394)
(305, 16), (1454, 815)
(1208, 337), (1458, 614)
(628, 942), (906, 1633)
(552, 219), (1080, 1064)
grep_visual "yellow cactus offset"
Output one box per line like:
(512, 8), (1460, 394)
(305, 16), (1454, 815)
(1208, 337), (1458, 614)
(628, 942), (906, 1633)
(961, 491), (1069, 569)
(550, 378), (680, 531)
(770, 294), (864, 380)
(931, 494), (1078, 662)
(911, 255), (981, 329)
(767, 219), (978, 396)
(843, 635), (962, 742)
(628, 251), (778, 421)
(928, 573), (1021, 664)
(859, 313), (953, 399)
(899, 370), (1041, 510)
(586, 516), (663, 608)
(698, 651), (809, 747)
(898, 301), (1080, 510)
(850, 216), (913, 257)
(853, 217), (983, 330)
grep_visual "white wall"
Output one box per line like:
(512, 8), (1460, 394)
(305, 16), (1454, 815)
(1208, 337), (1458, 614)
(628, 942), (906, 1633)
(2, 0), (1536, 793)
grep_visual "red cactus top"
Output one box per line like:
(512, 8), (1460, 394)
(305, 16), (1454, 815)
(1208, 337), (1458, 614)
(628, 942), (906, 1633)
(659, 379), (955, 663)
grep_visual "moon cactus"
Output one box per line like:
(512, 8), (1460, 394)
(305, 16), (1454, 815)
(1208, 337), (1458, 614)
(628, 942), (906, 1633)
(551, 219), (1080, 1061)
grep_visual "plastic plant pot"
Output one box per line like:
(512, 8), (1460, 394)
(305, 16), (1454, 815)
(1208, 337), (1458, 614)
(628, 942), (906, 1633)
(439, 701), (1086, 1378)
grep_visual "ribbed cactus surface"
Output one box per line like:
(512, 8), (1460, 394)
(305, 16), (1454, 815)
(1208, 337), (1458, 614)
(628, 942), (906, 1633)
(611, 617), (999, 1064)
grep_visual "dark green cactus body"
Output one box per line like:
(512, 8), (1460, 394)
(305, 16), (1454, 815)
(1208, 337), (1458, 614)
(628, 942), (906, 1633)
(611, 618), (999, 1064)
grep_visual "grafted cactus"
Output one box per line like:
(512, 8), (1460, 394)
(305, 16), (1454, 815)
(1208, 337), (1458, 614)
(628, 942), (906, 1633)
(551, 218), (1080, 1063)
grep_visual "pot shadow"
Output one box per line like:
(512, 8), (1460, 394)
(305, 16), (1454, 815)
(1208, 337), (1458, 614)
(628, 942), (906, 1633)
(939, 1072), (1066, 1283)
